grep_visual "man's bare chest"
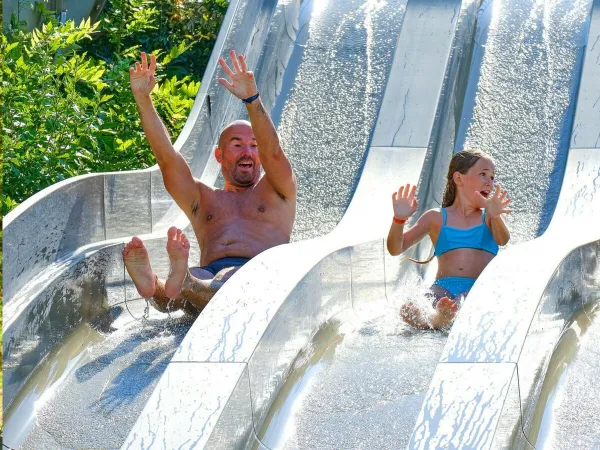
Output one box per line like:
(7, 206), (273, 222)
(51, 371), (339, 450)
(194, 190), (287, 226)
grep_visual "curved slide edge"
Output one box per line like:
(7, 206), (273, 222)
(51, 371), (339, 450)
(406, 2), (600, 447)
(121, 1), (479, 448)
(2, 0), (280, 432)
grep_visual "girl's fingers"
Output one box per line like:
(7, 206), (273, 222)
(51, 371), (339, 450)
(392, 192), (397, 202)
(409, 184), (416, 200)
(494, 183), (501, 197)
(135, 62), (141, 71)
(141, 52), (148, 70)
(500, 189), (508, 201)
(404, 184), (410, 198)
(398, 186), (404, 197)
(503, 209), (513, 214)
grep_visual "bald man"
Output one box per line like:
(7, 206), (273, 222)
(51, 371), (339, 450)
(122, 51), (297, 313)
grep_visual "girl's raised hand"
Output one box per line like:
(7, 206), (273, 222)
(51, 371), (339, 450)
(392, 183), (418, 220)
(476, 183), (512, 217)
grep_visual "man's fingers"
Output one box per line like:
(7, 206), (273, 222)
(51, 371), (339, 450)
(218, 57), (235, 79)
(218, 78), (234, 91)
(238, 54), (248, 72)
(230, 50), (242, 73)
(149, 54), (157, 73)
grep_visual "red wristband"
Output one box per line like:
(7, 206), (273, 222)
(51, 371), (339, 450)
(393, 216), (407, 225)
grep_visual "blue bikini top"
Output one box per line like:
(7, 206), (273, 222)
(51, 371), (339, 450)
(434, 208), (499, 257)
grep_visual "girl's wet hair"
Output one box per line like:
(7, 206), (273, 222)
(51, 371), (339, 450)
(441, 149), (494, 207)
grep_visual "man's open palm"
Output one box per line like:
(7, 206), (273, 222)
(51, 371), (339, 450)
(130, 52), (157, 97)
(218, 50), (257, 100)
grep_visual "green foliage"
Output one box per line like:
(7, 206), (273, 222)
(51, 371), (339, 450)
(1, 0), (228, 215)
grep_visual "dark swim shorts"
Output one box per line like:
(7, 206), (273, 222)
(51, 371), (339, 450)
(193, 257), (251, 276)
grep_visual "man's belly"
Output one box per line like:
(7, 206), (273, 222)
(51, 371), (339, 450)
(196, 223), (291, 266)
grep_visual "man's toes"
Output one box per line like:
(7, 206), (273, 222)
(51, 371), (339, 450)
(168, 226), (178, 240)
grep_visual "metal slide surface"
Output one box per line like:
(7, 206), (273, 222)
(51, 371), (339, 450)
(3, 0), (418, 448)
(4, 0), (599, 449)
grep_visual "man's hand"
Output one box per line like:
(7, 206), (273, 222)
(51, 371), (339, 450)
(475, 183), (512, 217)
(392, 184), (418, 220)
(218, 50), (258, 100)
(130, 52), (157, 98)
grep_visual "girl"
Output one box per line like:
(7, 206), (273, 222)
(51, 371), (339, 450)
(387, 149), (511, 329)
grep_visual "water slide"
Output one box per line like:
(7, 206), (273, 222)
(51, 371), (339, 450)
(3, 0), (599, 449)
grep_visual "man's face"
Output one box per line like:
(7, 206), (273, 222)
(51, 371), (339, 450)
(216, 123), (262, 187)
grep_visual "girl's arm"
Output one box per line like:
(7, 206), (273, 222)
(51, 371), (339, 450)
(489, 214), (510, 246)
(387, 210), (436, 256)
(477, 183), (512, 246)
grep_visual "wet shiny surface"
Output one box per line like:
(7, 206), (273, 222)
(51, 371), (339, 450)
(4, 302), (191, 449)
(272, 0), (408, 240)
(460, 0), (592, 242)
(255, 308), (446, 450)
(526, 303), (600, 449)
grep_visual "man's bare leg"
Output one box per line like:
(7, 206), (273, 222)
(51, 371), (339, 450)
(179, 266), (242, 312)
(123, 236), (176, 312)
(164, 226), (191, 299)
(123, 233), (245, 313)
(122, 237), (156, 298)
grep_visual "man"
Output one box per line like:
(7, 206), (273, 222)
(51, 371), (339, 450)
(122, 50), (297, 313)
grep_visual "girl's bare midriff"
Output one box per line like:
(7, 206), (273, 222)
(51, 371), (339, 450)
(435, 248), (495, 279)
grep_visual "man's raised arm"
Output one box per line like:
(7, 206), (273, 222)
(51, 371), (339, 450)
(130, 53), (199, 215)
(218, 50), (297, 200)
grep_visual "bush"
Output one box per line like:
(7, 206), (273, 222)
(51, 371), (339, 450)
(0, 0), (228, 215)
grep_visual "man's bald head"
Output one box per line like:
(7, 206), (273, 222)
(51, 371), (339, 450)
(215, 120), (261, 188)
(218, 120), (253, 151)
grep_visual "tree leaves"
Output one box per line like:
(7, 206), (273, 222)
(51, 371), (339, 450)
(2, 0), (227, 215)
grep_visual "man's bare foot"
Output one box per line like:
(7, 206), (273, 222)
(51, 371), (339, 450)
(429, 297), (458, 329)
(164, 226), (191, 299)
(123, 237), (156, 298)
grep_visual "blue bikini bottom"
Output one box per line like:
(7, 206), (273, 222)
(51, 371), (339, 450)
(432, 276), (476, 298)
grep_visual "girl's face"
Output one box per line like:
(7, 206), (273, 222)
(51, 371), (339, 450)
(456, 157), (496, 202)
